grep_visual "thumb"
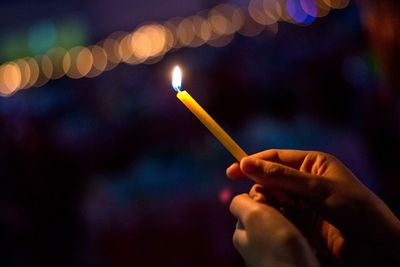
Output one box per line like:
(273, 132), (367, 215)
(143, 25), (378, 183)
(240, 157), (329, 199)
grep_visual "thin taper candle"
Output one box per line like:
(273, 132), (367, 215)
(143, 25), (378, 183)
(172, 66), (247, 161)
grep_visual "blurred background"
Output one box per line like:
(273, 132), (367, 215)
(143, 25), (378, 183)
(0, 0), (399, 266)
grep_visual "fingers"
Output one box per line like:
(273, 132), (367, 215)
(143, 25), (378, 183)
(250, 149), (311, 170)
(240, 157), (329, 199)
(226, 162), (245, 179)
(226, 149), (328, 180)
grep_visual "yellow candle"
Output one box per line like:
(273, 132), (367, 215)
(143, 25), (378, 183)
(172, 66), (247, 161)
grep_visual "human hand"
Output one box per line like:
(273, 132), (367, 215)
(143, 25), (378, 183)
(230, 186), (319, 267)
(227, 149), (400, 266)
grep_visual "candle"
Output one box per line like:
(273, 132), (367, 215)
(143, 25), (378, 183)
(171, 66), (247, 161)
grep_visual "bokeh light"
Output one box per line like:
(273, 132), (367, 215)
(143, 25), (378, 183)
(287, 0), (317, 25)
(26, 57), (40, 87)
(87, 45), (108, 77)
(76, 47), (94, 77)
(15, 58), (31, 90)
(33, 56), (50, 87)
(63, 46), (89, 79)
(0, 62), (21, 96)
(41, 55), (54, 80)
(46, 47), (68, 79)
(324, 0), (350, 9)
(176, 18), (196, 47)
(103, 34), (123, 69)
(0, 0), (352, 95)
(249, 0), (281, 26)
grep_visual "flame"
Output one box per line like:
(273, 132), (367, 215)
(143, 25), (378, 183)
(172, 65), (182, 92)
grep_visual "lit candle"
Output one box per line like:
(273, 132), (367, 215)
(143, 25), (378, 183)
(171, 66), (247, 161)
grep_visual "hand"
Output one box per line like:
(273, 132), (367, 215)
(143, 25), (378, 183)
(227, 149), (400, 266)
(230, 186), (319, 267)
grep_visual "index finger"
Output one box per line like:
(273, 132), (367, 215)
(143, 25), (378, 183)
(251, 149), (310, 170)
(226, 149), (312, 180)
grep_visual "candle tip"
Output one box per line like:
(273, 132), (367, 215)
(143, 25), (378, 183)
(172, 66), (182, 92)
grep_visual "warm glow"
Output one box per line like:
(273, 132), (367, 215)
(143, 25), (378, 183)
(87, 45), (108, 77)
(103, 36), (122, 65)
(177, 18), (195, 47)
(0, 62), (21, 96)
(15, 58), (31, 89)
(41, 55), (53, 79)
(26, 57), (39, 87)
(209, 9), (228, 35)
(0, 0), (346, 94)
(172, 66), (182, 92)
(131, 28), (152, 62)
(64, 46), (90, 79)
(46, 47), (68, 79)
(324, 0), (350, 9)
(76, 47), (94, 77)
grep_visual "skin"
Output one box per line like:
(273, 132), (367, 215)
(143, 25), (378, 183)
(230, 190), (320, 267)
(227, 149), (400, 266)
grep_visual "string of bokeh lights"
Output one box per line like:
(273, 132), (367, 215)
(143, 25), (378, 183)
(0, 0), (350, 97)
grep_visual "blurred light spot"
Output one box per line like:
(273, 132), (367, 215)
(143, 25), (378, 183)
(163, 26), (175, 52)
(33, 56), (49, 87)
(143, 24), (167, 57)
(219, 187), (232, 203)
(323, 0), (349, 9)
(190, 16), (208, 47)
(15, 58), (31, 89)
(103, 34), (123, 66)
(215, 4), (243, 34)
(287, 0), (316, 24)
(231, 7), (245, 32)
(0, 62), (21, 96)
(209, 8), (229, 35)
(300, 0), (318, 18)
(199, 19), (213, 42)
(46, 47), (68, 79)
(118, 34), (135, 64)
(0, 0), (345, 91)
(176, 18), (195, 47)
(28, 20), (57, 54)
(249, 0), (280, 25)
(41, 55), (53, 79)
(87, 45), (108, 77)
(314, 0), (331, 17)
(164, 18), (181, 48)
(76, 47), (93, 77)
(26, 57), (39, 87)
(238, 14), (265, 37)
(64, 46), (87, 79)
(131, 28), (152, 62)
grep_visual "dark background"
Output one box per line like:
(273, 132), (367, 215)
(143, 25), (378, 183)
(0, 0), (399, 266)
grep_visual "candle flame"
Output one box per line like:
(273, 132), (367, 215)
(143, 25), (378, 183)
(172, 66), (182, 92)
